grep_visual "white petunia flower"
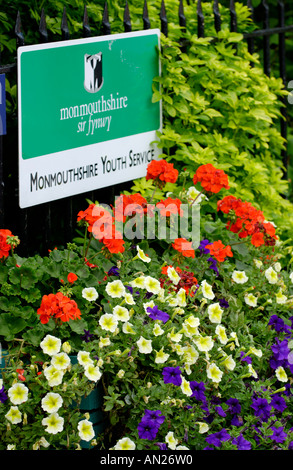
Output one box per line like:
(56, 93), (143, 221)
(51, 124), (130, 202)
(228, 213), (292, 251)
(137, 336), (152, 354)
(8, 383), (29, 405)
(207, 303), (223, 323)
(275, 366), (288, 382)
(78, 419), (95, 442)
(197, 422), (209, 434)
(177, 288), (187, 307)
(165, 431), (178, 450)
(153, 324), (164, 336)
(84, 364), (102, 382)
(77, 351), (93, 367)
(290, 272), (293, 284)
(248, 364), (258, 379)
(105, 280), (125, 298)
(99, 337), (111, 347)
(124, 293), (135, 305)
(129, 276), (146, 289)
(143, 300), (155, 313)
(248, 347), (262, 358)
(51, 352), (71, 370)
(136, 246), (151, 263)
(5, 406), (22, 425)
(112, 305), (130, 322)
(276, 290), (287, 304)
(201, 280), (215, 300)
(43, 365), (64, 387)
(144, 276), (161, 294)
(42, 413), (64, 434)
(40, 335), (61, 356)
(207, 363), (223, 383)
(99, 313), (119, 332)
(244, 293), (258, 307)
(167, 266), (181, 285)
(195, 335), (214, 352)
(41, 392), (63, 413)
(122, 322), (136, 335)
(187, 186), (208, 204)
(82, 287), (99, 302)
(155, 348), (170, 364)
(181, 377), (193, 396)
(232, 270), (248, 284)
(113, 437), (136, 450)
(273, 262), (282, 272)
(167, 329), (182, 343)
(264, 266), (278, 284)
(215, 325), (228, 345)
(253, 259), (263, 269)
(222, 355), (236, 371)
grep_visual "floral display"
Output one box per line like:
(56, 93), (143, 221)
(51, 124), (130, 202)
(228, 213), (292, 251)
(0, 160), (293, 451)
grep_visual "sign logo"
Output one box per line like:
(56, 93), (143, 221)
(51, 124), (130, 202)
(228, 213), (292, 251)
(84, 53), (103, 93)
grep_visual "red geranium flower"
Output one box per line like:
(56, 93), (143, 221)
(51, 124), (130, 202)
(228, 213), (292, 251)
(37, 292), (81, 324)
(193, 164), (230, 194)
(0, 229), (13, 259)
(67, 272), (78, 283)
(146, 159), (178, 184)
(156, 197), (183, 217)
(205, 240), (233, 262)
(172, 238), (195, 258)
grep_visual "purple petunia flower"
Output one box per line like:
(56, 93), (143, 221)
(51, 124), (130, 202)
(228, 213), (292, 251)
(219, 298), (229, 309)
(271, 338), (290, 362)
(231, 415), (243, 427)
(81, 329), (94, 343)
(215, 406), (226, 417)
(205, 429), (231, 448)
(270, 426), (287, 444)
(147, 305), (170, 323)
(190, 381), (206, 401)
(0, 386), (8, 404)
(232, 434), (251, 450)
(268, 315), (286, 333)
(271, 393), (287, 413)
(240, 351), (252, 365)
(207, 257), (219, 276)
(143, 409), (165, 427)
(226, 398), (241, 415)
(137, 419), (160, 440)
(251, 397), (272, 422)
(107, 266), (120, 276)
(198, 239), (211, 254)
(162, 366), (182, 386)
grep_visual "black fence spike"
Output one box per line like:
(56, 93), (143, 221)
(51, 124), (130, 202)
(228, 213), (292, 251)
(15, 11), (25, 47)
(213, 0), (221, 33)
(102, 1), (111, 35)
(197, 0), (205, 38)
(143, 0), (151, 30)
(262, 0), (270, 76)
(39, 8), (48, 43)
(160, 0), (168, 37)
(230, 0), (237, 32)
(83, 5), (91, 38)
(61, 7), (70, 40)
(179, 0), (186, 30)
(247, 0), (254, 19)
(124, 1), (132, 32)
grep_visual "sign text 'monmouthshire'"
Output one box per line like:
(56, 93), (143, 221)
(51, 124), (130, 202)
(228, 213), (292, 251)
(60, 92), (128, 121)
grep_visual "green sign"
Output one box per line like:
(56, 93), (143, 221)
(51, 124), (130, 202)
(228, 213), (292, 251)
(18, 30), (161, 208)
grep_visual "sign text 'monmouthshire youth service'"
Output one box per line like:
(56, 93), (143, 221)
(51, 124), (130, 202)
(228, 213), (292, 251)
(30, 147), (155, 192)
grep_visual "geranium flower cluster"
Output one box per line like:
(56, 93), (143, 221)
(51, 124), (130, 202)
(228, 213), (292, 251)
(0, 229), (19, 259)
(217, 195), (277, 247)
(37, 292), (81, 324)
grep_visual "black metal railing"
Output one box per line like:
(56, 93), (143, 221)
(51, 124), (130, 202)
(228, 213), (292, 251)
(0, 0), (292, 256)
